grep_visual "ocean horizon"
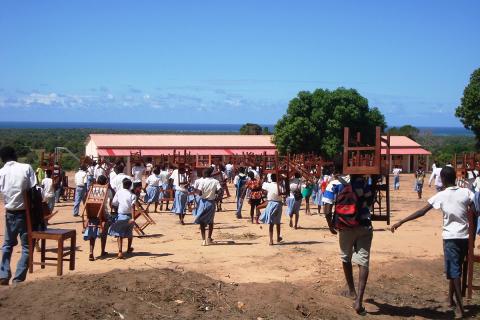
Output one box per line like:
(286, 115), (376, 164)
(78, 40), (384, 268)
(0, 121), (473, 136)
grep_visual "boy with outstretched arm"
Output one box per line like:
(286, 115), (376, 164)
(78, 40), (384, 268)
(391, 166), (474, 319)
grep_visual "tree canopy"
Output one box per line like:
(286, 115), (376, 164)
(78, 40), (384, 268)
(273, 88), (386, 157)
(239, 123), (263, 135)
(387, 125), (419, 141)
(455, 68), (480, 149)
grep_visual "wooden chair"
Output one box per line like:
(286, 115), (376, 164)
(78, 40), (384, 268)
(24, 193), (76, 276)
(81, 184), (109, 233)
(133, 200), (156, 236)
(159, 186), (175, 210)
(466, 209), (479, 299)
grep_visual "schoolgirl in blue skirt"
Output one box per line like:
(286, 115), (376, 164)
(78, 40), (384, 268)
(259, 174), (284, 245)
(193, 167), (222, 246)
(109, 178), (136, 259)
(144, 167), (162, 212)
(286, 173), (302, 229)
(170, 167), (189, 225)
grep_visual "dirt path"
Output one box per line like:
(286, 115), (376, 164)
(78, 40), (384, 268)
(0, 173), (479, 319)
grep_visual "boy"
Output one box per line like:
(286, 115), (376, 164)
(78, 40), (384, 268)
(391, 166), (474, 319)
(233, 167), (248, 219)
(414, 166), (425, 199)
(323, 160), (374, 315)
(41, 169), (55, 212)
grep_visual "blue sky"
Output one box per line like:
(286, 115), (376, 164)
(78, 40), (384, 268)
(0, 0), (478, 126)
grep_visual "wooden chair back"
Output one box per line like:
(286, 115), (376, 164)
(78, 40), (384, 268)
(81, 184), (108, 228)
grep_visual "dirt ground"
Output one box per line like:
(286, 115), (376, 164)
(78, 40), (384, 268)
(0, 173), (479, 319)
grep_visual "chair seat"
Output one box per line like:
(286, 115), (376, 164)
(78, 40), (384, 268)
(32, 229), (76, 240)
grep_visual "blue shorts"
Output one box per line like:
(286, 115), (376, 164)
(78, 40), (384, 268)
(443, 239), (468, 279)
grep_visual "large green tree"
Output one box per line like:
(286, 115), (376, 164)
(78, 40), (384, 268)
(455, 68), (480, 148)
(273, 88), (386, 157)
(239, 123), (263, 135)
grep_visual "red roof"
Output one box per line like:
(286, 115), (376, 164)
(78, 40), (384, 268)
(97, 148), (276, 157)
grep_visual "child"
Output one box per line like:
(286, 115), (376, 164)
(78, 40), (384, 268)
(109, 178), (136, 259)
(144, 167), (161, 213)
(259, 173), (283, 245)
(246, 171), (263, 224)
(286, 173), (302, 229)
(392, 165), (402, 190)
(233, 167), (248, 219)
(41, 169), (55, 212)
(414, 166), (425, 199)
(391, 166), (474, 319)
(83, 175), (112, 261)
(171, 166), (189, 224)
(193, 167), (222, 246)
(301, 179), (314, 215)
(192, 170), (205, 217)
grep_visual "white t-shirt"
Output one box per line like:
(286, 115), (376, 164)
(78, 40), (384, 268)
(159, 170), (170, 185)
(392, 168), (402, 176)
(262, 182), (282, 202)
(171, 169), (187, 192)
(112, 173), (132, 193)
(473, 176), (480, 193)
(131, 165), (145, 183)
(225, 164), (233, 171)
(75, 170), (87, 187)
(0, 161), (37, 210)
(433, 167), (443, 188)
(146, 174), (161, 187)
(193, 177), (205, 190)
(94, 166), (106, 180)
(289, 178), (301, 198)
(87, 165), (95, 177)
(109, 171), (117, 183)
(428, 186), (474, 239)
(200, 177), (222, 200)
(41, 177), (55, 199)
(112, 188), (136, 215)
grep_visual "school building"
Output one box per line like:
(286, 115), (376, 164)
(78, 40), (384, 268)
(383, 136), (431, 173)
(85, 134), (430, 173)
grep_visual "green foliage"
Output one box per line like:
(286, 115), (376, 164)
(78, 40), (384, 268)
(417, 133), (476, 165)
(455, 68), (480, 149)
(239, 123), (263, 135)
(262, 126), (271, 135)
(273, 88), (387, 157)
(387, 125), (420, 141)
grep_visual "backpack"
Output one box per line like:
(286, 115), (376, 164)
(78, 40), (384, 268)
(236, 175), (247, 191)
(333, 180), (359, 230)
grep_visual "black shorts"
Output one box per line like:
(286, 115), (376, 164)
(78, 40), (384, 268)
(249, 198), (262, 206)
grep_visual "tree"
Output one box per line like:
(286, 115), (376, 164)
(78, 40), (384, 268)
(273, 88), (386, 157)
(262, 126), (271, 135)
(455, 68), (480, 149)
(239, 123), (262, 135)
(387, 125), (420, 140)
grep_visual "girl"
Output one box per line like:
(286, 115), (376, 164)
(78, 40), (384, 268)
(144, 167), (161, 212)
(171, 166), (189, 224)
(83, 175), (112, 261)
(246, 171), (263, 224)
(286, 173), (302, 229)
(302, 179), (314, 215)
(259, 173), (283, 245)
(414, 166), (426, 199)
(194, 167), (222, 246)
(109, 178), (136, 259)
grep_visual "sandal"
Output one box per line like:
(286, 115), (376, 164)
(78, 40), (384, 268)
(89, 254), (95, 261)
(117, 252), (124, 259)
(127, 247), (134, 253)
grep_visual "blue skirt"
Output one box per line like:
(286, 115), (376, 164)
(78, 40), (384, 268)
(83, 215), (113, 240)
(194, 199), (216, 225)
(144, 186), (160, 203)
(285, 197), (301, 217)
(171, 190), (187, 215)
(259, 201), (282, 224)
(108, 214), (134, 238)
(192, 195), (201, 217)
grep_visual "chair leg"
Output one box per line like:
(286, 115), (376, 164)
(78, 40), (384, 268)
(69, 235), (76, 271)
(41, 239), (46, 269)
(57, 240), (64, 276)
(29, 239), (34, 274)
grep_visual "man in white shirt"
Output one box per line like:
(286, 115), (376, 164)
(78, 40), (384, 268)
(0, 146), (37, 285)
(193, 167), (222, 246)
(73, 165), (88, 217)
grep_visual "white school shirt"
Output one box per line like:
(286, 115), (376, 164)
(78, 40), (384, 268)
(473, 177), (480, 193)
(146, 174), (161, 187)
(94, 166), (106, 180)
(262, 182), (282, 202)
(171, 169), (187, 192)
(112, 189), (136, 215)
(193, 177), (205, 190)
(75, 170), (87, 187)
(225, 164), (233, 171)
(200, 177), (222, 201)
(109, 171), (117, 183)
(392, 168), (402, 176)
(428, 186), (474, 239)
(289, 178), (301, 198)
(112, 173), (132, 193)
(131, 165), (145, 183)
(87, 165), (95, 177)
(41, 177), (55, 199)
(159, 170), (170, 185)
(0, 161), (37, 210)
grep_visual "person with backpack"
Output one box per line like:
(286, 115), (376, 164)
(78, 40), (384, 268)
(323, 161), (374, 315)
(233, 167), (248, 219)
(286, 172), (302, 229)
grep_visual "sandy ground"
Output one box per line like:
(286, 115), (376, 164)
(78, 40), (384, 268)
(0, 173), (479, 319)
